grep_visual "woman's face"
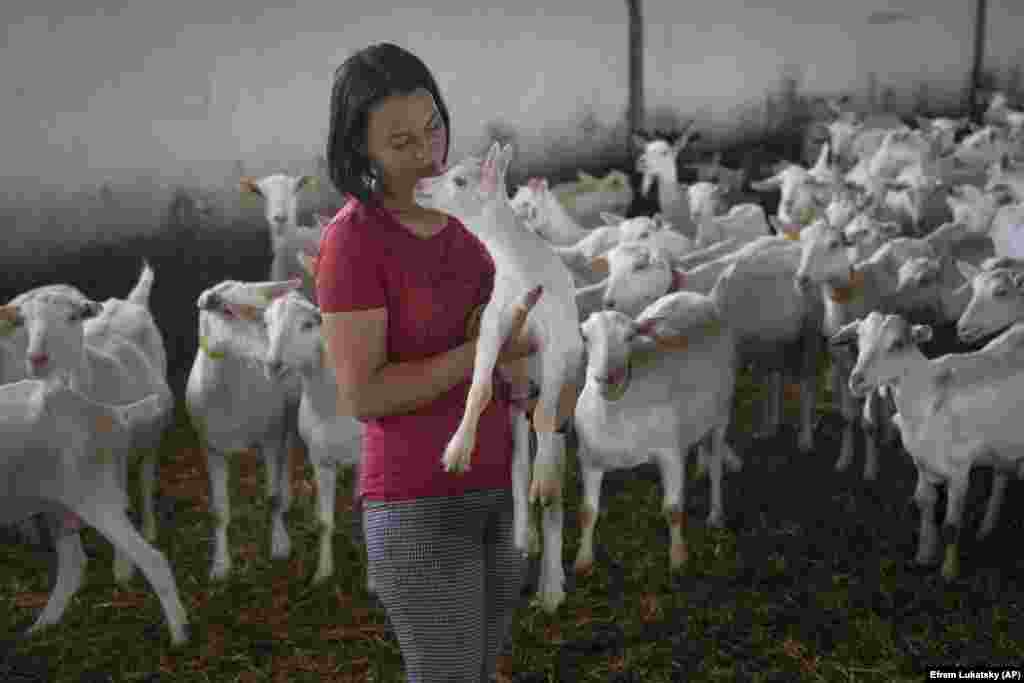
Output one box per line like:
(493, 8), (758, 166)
(365, 87), (446, 199)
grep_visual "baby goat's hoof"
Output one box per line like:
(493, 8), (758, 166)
(441, 438), (474, 474)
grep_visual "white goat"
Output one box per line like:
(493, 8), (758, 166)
(750, 148), (836, 231)
(833, 311), (1024, 580)
(633, 126), (701, 239)
(260, 288), (365, 584)
(573, 294), (738, 575)
(827, 114), (905, 172)
(795, 220), (924, 478)
(985, 156), (1024, 202)
(694, 203), (771, 247)
(953, 126), (1015, 168)
(555, 213), (693, 286)
(985, 92), (1024, 131)
(604, 235), (822, 450)
(510, 177), (593, 245)
(0, 378), (187, 645)
(842, 213), (904, 263)
(3, 279), (173, 584)
(510, 171), (633, 241)
(239, 173), (322, 302)
(1, 268), (169, 552)
(916, 116), (971, 157)
(875, 164), (952, 236)
(415, 141), (585, 613)
(185, 279), (304, 581)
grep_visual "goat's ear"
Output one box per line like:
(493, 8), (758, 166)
(829, 319), (860, 347)
(632, 317), (662, 338)
(910, 324), (933, 345)
(600, 212), (625, 226)
(750, 176), (781, 192)
(957, 259), (981, 283)
(1012, 272), (1024, 290)
(262, 279), (303, 302)
(239, 176), (263, 197)
(589, 254), (610, 275)
(478, 143), (501, 196)
(72, 300), (103, 322)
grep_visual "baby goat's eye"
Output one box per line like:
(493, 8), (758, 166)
(994, 288), (1008, 297)
(301, 321), (316, 331)
(453, 177), (467, 188)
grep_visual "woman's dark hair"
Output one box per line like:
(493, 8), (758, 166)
(326, 43), (451, 204)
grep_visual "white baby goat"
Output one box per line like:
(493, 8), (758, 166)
(415, 141), (585, 613)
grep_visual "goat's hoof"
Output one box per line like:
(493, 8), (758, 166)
(209, 562), (230, 582)
(797, 433), (814, 454)
(538, 586), (565, 614)
(706, 513), (725, 529)
(941, 548), (960, 581)
(170, 623), (191, 647)
(270, 534), (291, 559)
(976, 525), (995, 541)
(441, 442), (473, 474)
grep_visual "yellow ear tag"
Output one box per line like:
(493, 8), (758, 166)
(798, 206), (817, 226)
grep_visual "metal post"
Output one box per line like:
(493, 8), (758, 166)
(968, 0), (988, 122)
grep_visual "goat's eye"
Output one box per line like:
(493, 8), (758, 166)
(453, 177), (467, 188)
(828, 240), (840, 249)
(301, 321), (316, 331)
(890, 339), (904, 350)
(635, 261), (649, 271)
(995, 288), (1008, 297)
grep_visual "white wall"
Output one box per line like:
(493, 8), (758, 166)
(0, 0), (1019, 193)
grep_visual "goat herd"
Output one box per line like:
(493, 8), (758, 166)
(2, 92), (1024, 650)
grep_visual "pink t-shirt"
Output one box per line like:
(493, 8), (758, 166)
(316, 197), (514, 502)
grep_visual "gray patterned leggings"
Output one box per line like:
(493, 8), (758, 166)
(362, 488), (527, 682)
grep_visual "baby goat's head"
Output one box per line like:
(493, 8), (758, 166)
(414, 141), (514, 226)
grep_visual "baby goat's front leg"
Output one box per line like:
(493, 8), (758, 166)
(442, 286), (541, 474)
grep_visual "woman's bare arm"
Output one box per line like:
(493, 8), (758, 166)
(322, 308), (479, 419)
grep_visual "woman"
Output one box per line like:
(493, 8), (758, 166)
(316, 43), (539, 682)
